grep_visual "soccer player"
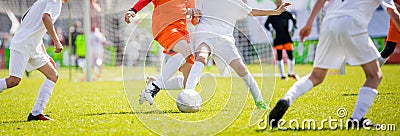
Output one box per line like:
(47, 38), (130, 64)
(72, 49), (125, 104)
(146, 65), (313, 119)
(269, 0), (400, 128)
(0, 0), (68, 121)
(90, 25), (106, 78)
(378, 0), (400, 66)
(124, 0), (200, 105)
(265, 0), (299, 80)
(183, 0), (291, 110)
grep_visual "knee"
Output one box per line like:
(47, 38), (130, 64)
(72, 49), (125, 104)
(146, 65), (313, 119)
(309, 74), (325, 86)
(7, 76), (21, 88)
(367, 72), (383, 83)
(47, 72), (59, 83)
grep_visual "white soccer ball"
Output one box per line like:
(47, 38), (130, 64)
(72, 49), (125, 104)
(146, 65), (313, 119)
(176, 89), (202, 113)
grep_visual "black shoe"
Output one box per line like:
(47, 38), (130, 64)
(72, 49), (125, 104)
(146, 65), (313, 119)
(27, 113), (53, 121)
(288, 74), (300, 80)
(347, 118), (377, 129)
(269, 98), (290, 128)
(281, 76), (287, 80)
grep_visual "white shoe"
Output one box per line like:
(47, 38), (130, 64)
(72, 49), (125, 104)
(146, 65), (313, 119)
(378, 57), (388, 66)
(138, 77), (160, 105)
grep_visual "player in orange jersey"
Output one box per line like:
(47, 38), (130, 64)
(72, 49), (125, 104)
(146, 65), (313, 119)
(378, 0), (400, 66)
(124, 0), (201, 105)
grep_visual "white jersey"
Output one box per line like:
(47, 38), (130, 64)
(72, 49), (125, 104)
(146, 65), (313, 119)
(10, 0), (62, 56)
(324, 0), (396, 27)
(195, 0), (252, 37)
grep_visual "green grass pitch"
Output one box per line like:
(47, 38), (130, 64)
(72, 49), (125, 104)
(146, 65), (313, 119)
(0, 65), (399, 135)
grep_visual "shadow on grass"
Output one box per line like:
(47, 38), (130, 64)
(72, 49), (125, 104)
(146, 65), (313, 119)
(83, 110), (182, 116)
(83, 109), (229, 116)
(342, 92), (397, 96)
(1, 120), (29, 124)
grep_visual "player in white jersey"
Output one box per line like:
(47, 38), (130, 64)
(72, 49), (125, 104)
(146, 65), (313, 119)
(269, 0), (400, 128)
(183, 0), (291, 110)
(0, 0), (68, 121)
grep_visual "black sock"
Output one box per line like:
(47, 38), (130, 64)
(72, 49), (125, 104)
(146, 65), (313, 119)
(277, 50), (283, 60)
(380, 41), (397, 58)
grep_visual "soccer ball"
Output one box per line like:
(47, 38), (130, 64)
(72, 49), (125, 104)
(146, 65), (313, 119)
(176, 89), (202, 113)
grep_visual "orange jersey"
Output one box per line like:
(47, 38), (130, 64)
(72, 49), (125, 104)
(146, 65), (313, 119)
(387, 0), (400, 43)
(130, 0), (195, 63)
(151, 0), (194, 38)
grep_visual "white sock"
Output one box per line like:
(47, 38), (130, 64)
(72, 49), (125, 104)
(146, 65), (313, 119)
(0, 78), (7, 92)
(154, 53), (185, 88)
(241, 74), (263, 102)
(351, 87), (378, 120)
(277, 60), (285, 77)
(283, 79), (313, 105)
(288, 59), (295, 75)
(31, 79), (55, 116)
(162, 76), (184, 90)
(185, 61), (205, 89)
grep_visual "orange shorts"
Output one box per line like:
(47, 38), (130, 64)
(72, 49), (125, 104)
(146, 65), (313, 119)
(274, 42), (293, 50)
(155, 24), (194, 64)
(387, 20), (400, 43)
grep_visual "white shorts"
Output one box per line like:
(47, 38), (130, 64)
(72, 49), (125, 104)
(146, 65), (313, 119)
(314, 16), (380, 69)
(191, 32), (242, 70)
(9, 49), (49, 78)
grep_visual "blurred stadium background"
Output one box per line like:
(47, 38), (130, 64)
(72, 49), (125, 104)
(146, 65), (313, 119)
(0, 0), (397, 81)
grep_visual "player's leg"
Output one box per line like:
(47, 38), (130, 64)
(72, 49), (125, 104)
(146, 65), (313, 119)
(140, 40), (191, 105)
(29, 59), (59, 121)
(269, 19), (341, 127)
(349, 60), (381, 127)
(146, 75), (185, 90)
(285, 43), (299, 80)
(378, 41), (396, 66)
(185, 42), (211, 89)
(379, 20), (400, 66)
(269, 67), (327, 127)
(0, 50), (29, 92)
(228, 58), (267, 110)
(275, 46), (285, 79)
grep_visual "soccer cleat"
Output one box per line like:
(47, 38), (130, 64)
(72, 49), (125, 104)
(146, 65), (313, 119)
(139, 77), (160, 105)
(347, 118), (377, 129)
(255, 101), (269, 110)
(27, 113), (52, 121)
(268, 98), (290, 128)
(280, 76), (287, 80)
(377, 57), (388, 66)
(288, 74), (300, 80)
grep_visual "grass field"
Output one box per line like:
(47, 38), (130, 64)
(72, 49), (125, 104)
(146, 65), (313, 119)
(0, 64), (399, 135)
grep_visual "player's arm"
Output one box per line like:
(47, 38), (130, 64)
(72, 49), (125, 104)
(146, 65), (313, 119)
(264, 17), (271, 31)
(289, 12), (297, 29)
(125, 0), (152, 24)
(42, 13), (63, 53)
(299, 0), (327, 42)
(249, 2), (291, 16)
(386, 6), (400, 31)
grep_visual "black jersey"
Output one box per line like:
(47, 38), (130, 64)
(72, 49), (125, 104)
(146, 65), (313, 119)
(264, 11), (296, 46)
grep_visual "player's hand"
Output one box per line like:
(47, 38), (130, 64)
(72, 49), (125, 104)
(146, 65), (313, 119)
(193, 8), (202, 17)
(54, 41), (63, 53)
(125, 11), (136, 24)
(277, 2), (291, 14)
(299, 24), (312, 42)
(187, 8), (202, 17)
